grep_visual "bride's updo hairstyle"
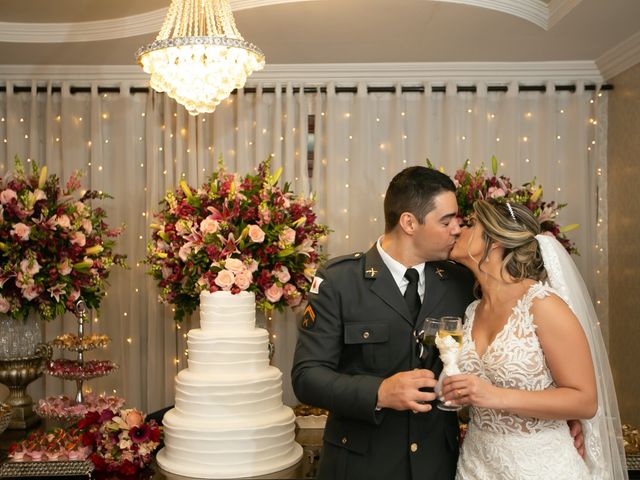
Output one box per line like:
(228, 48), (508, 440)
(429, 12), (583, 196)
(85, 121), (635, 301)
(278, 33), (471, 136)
(473, 199), (547, 282)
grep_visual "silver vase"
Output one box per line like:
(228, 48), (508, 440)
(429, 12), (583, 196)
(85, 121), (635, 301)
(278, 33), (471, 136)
(0, 315), (51, 429)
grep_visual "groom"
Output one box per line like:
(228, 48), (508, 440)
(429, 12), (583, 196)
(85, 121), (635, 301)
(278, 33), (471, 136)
(292, 166), (475, 480)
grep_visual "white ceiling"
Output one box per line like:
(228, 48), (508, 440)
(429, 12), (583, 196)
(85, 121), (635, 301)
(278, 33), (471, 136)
(0, 0), (639, 80)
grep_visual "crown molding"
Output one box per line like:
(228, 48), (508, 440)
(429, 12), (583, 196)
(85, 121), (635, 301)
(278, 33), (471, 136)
(436, 0), (548, 29)
(548, 0), (583, 29)
(0, 61), (603, 86)
(0, 10), (166, 44)
(596, 30), (640, 80)
(0, 0), (582, 43)
(0, 0), (318, 43)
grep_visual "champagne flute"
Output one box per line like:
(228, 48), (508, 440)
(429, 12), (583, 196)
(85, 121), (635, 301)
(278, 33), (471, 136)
(414, 317), (439, 361)
(436, 316), (463, 411)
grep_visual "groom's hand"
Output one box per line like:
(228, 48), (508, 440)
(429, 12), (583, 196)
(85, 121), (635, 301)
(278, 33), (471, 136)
(376, 369), (437, 412)
(568, 419), (585, 458)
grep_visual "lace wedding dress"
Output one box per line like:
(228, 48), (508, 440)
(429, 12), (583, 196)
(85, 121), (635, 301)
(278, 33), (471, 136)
(456, 282), (591, 479)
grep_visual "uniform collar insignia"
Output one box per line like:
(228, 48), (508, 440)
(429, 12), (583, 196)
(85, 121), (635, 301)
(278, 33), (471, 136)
(365, 267), (378, 278)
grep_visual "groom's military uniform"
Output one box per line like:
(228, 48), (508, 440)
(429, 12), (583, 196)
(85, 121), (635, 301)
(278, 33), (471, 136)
(292, 246), (475, 480)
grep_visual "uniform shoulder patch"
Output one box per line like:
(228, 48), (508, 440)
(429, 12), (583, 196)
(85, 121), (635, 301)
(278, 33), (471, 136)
(325, 252), (364, 269)
(302, 305), (316, 330)
(310, 276), (324, 294)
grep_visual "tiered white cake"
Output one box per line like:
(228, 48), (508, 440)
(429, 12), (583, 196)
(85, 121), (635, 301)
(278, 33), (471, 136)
(156, 291), (302, 479)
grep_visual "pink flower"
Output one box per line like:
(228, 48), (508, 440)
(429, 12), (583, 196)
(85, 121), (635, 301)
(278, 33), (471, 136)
(283, 283), (302, 307)
(488, 186), (506, 198)
(214, 269), (235, 290)
(200, 217), (220, 235)
(54, 214), (71, 229)
(0, 295), (9, 313)
(69, 289), (80, 303)
(247, 259), (259, 273)
(11, 222), (31, 241)
(20, 258), (41, 275)
(81, 219), (93, 234)
(58, 259), (72, 276)
(48, 283), (66, 302)
(234, 270), (253, 290)
(178, 242), (193, 262)
(278, 227), (296, 246)
(248, 225), (265, 243)
(265, 284), (284, 303)
(274, 266), (291, 283)
(71, 231), (87, 246)
(224, 258), (245, 274)
(258, 204), (271, 223)
(74, 201), (87, 215)
(22, 284), (42, 301)
(0, 189), (17, 204)
(176, 219), (192, 236)
(123, 409), (144, 428)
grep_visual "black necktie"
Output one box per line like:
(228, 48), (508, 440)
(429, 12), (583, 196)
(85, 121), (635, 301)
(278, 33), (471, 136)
(404, 268), (421, 324)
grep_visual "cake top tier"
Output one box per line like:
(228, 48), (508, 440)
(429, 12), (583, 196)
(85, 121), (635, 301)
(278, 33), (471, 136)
(200, 290), (255, 306)
(199, 290), (256, 332)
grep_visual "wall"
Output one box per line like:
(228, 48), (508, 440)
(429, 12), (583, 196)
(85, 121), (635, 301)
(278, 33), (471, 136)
(608, 61), (640, 426)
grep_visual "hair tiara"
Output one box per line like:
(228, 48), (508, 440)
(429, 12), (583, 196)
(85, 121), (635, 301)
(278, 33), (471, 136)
(505, 202), (517, 223)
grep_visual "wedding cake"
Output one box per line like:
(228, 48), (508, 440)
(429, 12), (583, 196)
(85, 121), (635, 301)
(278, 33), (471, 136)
(156, 291), (302, 479)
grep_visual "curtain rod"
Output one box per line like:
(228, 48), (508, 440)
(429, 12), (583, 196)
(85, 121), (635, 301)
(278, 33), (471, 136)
(0, 84), (613, 95)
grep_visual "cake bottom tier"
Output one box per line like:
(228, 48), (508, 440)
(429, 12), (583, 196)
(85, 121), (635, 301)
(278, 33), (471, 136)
(157, 406), (303, 479)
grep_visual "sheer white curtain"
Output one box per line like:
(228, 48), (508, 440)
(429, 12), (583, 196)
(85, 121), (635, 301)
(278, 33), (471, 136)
(0, 79), (607, 411)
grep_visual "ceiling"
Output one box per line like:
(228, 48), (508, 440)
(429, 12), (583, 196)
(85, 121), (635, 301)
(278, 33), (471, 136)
(0, 0), (639, 80)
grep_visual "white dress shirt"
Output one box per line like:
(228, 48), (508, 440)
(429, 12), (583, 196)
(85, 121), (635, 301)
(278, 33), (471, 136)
(376, 237), (425, 302)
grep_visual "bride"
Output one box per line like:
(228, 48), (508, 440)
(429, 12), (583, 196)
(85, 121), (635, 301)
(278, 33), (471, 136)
(441, 199), (627, 479)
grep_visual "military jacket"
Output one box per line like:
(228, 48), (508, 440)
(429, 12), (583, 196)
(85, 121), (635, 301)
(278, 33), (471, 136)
(292, 245), (475, 480)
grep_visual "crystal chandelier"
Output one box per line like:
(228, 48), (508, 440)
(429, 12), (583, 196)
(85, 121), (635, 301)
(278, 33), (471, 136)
(136, 0), (265, 115)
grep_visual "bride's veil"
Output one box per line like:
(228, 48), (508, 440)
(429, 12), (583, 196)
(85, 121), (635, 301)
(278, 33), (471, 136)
(536, 234), (628, 480)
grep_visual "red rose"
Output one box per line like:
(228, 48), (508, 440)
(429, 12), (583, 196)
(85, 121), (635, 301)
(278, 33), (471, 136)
(78, 410), (100, 429)
(118, 460), (139, 476)
(90, 452), (108, 471)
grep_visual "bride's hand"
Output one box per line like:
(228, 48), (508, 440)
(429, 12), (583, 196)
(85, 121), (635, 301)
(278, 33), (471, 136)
(440, 374), (496, 408)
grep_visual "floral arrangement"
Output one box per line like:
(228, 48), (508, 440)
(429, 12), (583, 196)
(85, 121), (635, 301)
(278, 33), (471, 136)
(35, 393), (125, 422)
(0, 158), (127, 321)
(145, 157), (330, 321)
(8, 427), (90, 461)
(435, 157), (578, 254)
(78, 407), (161, 475)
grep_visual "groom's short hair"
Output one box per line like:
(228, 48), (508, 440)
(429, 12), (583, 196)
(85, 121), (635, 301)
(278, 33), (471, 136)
(384, 166), (455, 233)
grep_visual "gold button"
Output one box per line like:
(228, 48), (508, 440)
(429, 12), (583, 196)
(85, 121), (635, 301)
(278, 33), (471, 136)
(362, 331), (370, 339)
(341, 437), (348, 444)
(354, 253), (361, 257)
(410, 443), (418, 453)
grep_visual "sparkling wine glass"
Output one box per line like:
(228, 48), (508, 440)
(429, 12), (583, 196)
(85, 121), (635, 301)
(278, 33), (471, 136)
(436, 316), (463, 412)
(414, 317), (439, 362)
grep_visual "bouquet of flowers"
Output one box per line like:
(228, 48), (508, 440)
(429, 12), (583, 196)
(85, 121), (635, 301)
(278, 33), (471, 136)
(78, 407), (161, 475)
(434, 157), (578, 254)
(0, 157), (127, 321)
(145, 157), (330, 321)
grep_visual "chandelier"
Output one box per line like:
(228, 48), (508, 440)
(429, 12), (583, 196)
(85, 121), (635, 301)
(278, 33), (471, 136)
(136, 0), (265, 115)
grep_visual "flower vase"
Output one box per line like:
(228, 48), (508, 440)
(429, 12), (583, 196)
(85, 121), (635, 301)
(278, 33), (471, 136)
(0, 314), (51, 429)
